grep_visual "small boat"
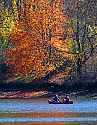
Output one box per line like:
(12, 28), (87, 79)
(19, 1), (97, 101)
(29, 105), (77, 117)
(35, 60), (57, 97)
(48, 99), (73, 104)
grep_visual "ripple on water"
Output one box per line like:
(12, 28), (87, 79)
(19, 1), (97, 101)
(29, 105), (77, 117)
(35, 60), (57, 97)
(0, 99), (97, 113)
(0, 117), (97, 123)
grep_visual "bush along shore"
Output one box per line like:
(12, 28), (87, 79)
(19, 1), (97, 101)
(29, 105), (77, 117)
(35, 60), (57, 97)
(0, 78), (97, 99)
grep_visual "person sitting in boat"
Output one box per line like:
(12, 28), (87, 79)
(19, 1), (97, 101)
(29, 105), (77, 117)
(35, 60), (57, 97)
(52, 94), (60, 102)
(63, 95), (70, 103)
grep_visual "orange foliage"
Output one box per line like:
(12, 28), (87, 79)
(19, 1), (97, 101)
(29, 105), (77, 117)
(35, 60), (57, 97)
(5, 0), (75, 82)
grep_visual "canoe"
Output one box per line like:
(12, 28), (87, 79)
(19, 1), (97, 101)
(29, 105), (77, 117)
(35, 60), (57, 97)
(48, 100), (73, 104)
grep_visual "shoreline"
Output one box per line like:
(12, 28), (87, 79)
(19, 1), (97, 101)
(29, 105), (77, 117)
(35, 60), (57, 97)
(0, 88), (96, 99)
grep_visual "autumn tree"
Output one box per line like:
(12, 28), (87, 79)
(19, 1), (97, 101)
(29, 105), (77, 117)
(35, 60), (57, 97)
(1, 0), (83, 84)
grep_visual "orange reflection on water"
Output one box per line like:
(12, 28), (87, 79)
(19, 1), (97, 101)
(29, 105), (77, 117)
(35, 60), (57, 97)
(4, 122), (79, 125)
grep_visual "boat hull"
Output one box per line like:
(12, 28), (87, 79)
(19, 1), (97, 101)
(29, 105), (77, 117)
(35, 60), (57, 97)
(48, 100), (73, 104)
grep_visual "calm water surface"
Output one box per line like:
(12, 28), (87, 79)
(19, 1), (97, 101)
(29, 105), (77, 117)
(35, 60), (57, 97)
(0, 98), (97, 125)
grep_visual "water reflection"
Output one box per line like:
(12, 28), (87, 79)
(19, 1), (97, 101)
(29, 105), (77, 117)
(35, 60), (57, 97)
(0, 122), (88, 125)
(0, 99), (97, 113)
(0, 99), (97, 124)
(0, 117), (97, 122)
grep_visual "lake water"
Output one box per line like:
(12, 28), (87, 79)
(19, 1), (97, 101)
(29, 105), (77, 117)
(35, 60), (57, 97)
(0, 98), (97, 125)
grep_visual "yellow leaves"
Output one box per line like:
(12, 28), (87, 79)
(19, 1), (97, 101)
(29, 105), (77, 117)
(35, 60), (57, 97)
(11, 0), (18, 19)
(67, 27), (74, 36)
(12, 0), (17, 6)
(47, 64), (56, 72)
(65, 38), (74, 50)
(88, 25), (97, 36)
(0, 9), (14, 37)
(55, 60), (64, 69)
(0, 9), (14, 50)
(49, 37), (69, 52)
(95, 27), (97, 34)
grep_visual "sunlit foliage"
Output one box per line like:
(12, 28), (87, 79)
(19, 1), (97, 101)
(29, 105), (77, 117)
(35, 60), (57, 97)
(0, 0), (96, 84)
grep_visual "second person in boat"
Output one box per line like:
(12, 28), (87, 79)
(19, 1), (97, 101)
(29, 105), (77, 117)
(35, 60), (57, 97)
(52, 94), (60, 103)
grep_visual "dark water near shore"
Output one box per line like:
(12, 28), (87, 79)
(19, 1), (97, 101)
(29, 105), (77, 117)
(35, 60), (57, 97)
(0, 98), (97, 125)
